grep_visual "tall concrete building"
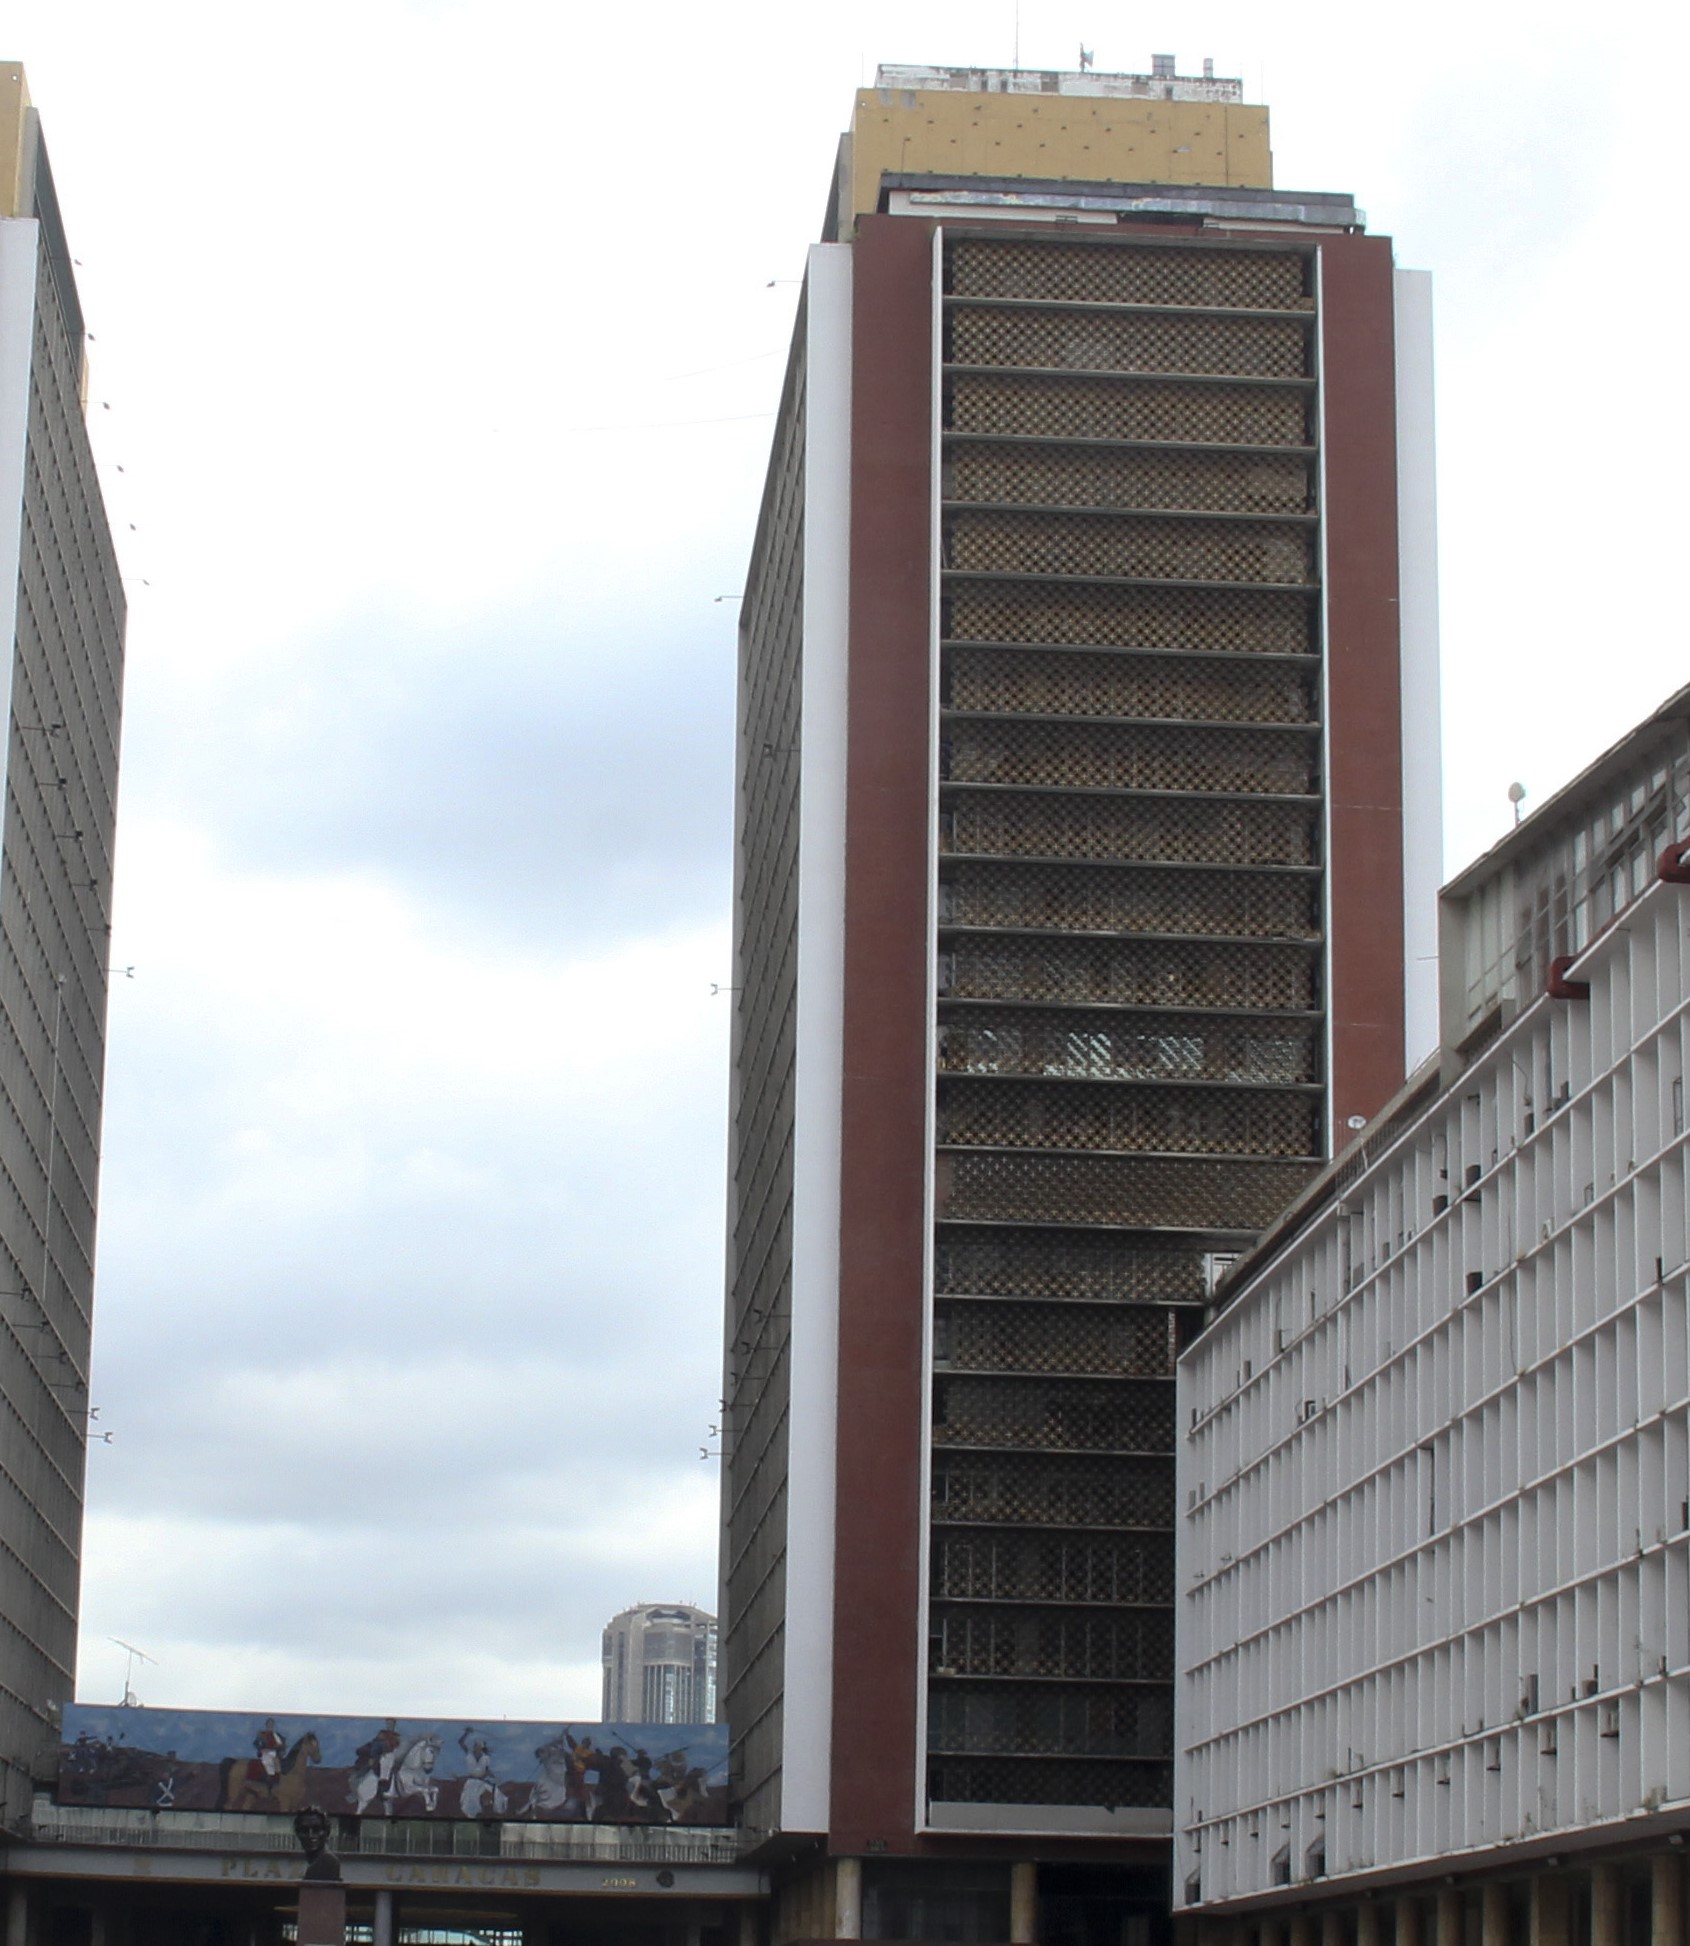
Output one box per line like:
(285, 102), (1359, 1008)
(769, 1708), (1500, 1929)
(719, 59), (1438, 1940)
(1176, 691), (1690, 1944)
(0, 66), (126, 1829)
(602, 1603), (719, 1724)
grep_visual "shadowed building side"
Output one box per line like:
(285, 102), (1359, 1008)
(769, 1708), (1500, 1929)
(0, 61), (126, 1832)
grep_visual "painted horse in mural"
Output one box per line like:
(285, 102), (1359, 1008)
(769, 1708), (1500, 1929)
(217, 1732), (322, 1813)
(349, 1733), (443, 1816)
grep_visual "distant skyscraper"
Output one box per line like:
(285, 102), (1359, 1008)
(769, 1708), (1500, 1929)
(719, 52), (1438, 1938)
(0, 64), (126, 1826)
(601, 1604), (718, 1723)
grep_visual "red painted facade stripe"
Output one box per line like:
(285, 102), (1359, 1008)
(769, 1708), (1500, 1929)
(1320, 234), (1408, 1132)
(829, 214), (935, 1852)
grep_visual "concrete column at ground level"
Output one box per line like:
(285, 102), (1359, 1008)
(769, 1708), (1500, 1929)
(5, 1884), (27, 1946)
(1654, 1855), (1684, 1946)
(1358, 1902), (1381, 1946)
(835, 1857), (863, 1941)
(1259, 1918), (1285, 1946)
(1483, 1881), (1509, 1946)
(1011, 1862), (1038, 1945)
(373, 1890), (395, 1946)
(1322, 1908), (1346, 1946)
(89, 1913), (106, 1946)
(1398, 1897), (1422, 1946)
(1436, 1889), (1462, 1946)
(1290, 1914), (1316, 1946)
(1533, 1876), (1571, 1946)
(1592, 1866), (1622, 1946)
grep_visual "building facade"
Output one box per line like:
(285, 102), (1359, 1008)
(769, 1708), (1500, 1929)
(720, 59), (1438, 1934)
(0, 65), (126, 1831)
(602, 1604), (719, 1724)
(1175, 695), (1690, 1943)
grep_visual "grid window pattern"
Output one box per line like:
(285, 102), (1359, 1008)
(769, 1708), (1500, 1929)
(938, 1076), (1319, 1159)
(947, 371), (1312, 447)
(948, 579), (1314, 656)
(940, 859), (1321, 941)
(934, 1374), (1176, 1452)
(0, 232), (126, 1827)
(720, 313), (808, 1839)
(943, 716), (1318, 795)
(943, 789), (1319, 868)
(947, 239), (1311, 310)
(938, 1008), (1319, 1085)
(946, 508), (1316, 586)
(937, 1298), (1175, 1375)
(934, 1453), (1175, 1529)
(936, 1228), (1209, 1305)
(948, 305), (1310, 380)
(924, 229), (1328, 1820)
(943, 933), (1319, 1012)
(945, 439), (1313, 515)
(933, 1605), (1174, 1681)
(946, 643), (1317, 724)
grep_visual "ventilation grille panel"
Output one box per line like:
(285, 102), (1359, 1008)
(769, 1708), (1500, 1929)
(939, 1008), (1319, 1085)
(934, 1374), (1176, 1452)
(948, 580), (1313, 655)
(940, 1150), (1318, 1229)
(944, 790), (1318, 867)
(948, 240), (1310, 312)
(938, 1077), (1318, 1159)
(947, 438), (1313, 515)
(936, 1229), (1206, 1304)
(941, 860), (1320, 939)
(947, 644), (1316, 724)
(946, 510), (1315, 586)
(934, 1451), (1175, 1528)
(944, 930), (1318, 1011)
(932, 1606), (1174, 1682)
(950, 306), (1308, 381)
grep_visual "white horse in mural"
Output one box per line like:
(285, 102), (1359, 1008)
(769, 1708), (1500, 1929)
(350, 1734), (443, 1816)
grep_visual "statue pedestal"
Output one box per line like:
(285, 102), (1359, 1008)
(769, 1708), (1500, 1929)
(297, 1883), (347, 1946)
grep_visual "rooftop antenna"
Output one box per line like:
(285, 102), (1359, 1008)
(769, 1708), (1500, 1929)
(1013, 0), (1020, 69)
(110, 1638), (156, 1707)
(1079, 45), (1094, 71)
(1508, 781), (1527, 827)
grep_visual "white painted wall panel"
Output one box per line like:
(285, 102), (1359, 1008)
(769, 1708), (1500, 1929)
(780, 239), (853, 1833)
(1178, 862), (1690, 1906)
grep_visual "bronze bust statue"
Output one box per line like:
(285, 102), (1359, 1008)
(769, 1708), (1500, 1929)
(292, 1804), (342, 1882)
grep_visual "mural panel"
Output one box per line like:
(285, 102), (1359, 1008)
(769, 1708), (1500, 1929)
(56, 1705), (729, 1825)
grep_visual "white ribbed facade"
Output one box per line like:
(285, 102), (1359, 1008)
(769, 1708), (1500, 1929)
(1176, 703), (1690, 1910)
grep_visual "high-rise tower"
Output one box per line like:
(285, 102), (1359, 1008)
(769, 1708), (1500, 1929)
(0, 65), (126, 1828)
(602, 1603), (720, 1724)
(720, 60), (1438, 1935)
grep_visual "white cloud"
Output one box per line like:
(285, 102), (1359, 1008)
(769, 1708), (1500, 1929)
(0, 0), (1676, 1721)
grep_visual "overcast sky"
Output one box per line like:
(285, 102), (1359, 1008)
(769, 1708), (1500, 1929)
(6, 0), (1686, 1720)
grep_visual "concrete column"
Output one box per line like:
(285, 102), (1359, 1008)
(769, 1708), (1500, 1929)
(89, 1914), (107, 1946)
(1533, 1877), (1571, 1946)
(1592, 1867), (1622, 1946)
(834, 1857), (863, 1941)
(5, 1885), (27, 1946)
(1323, 1910), (1347, 1946)
(1290, 1916), (1317, 1946)
(1436, 1889), (1462, 1946)
(1483, 1883), (1508, 1946)
(1260, 1922), (1285, 1946)
(1010, 1862), (1038, 1946)
(373, 1890), (396, 1946)
(1654, 1856), (1685, 1946)
(1398, 1899), (1422, 1946)
(1358, 1905), (1382, 1946)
